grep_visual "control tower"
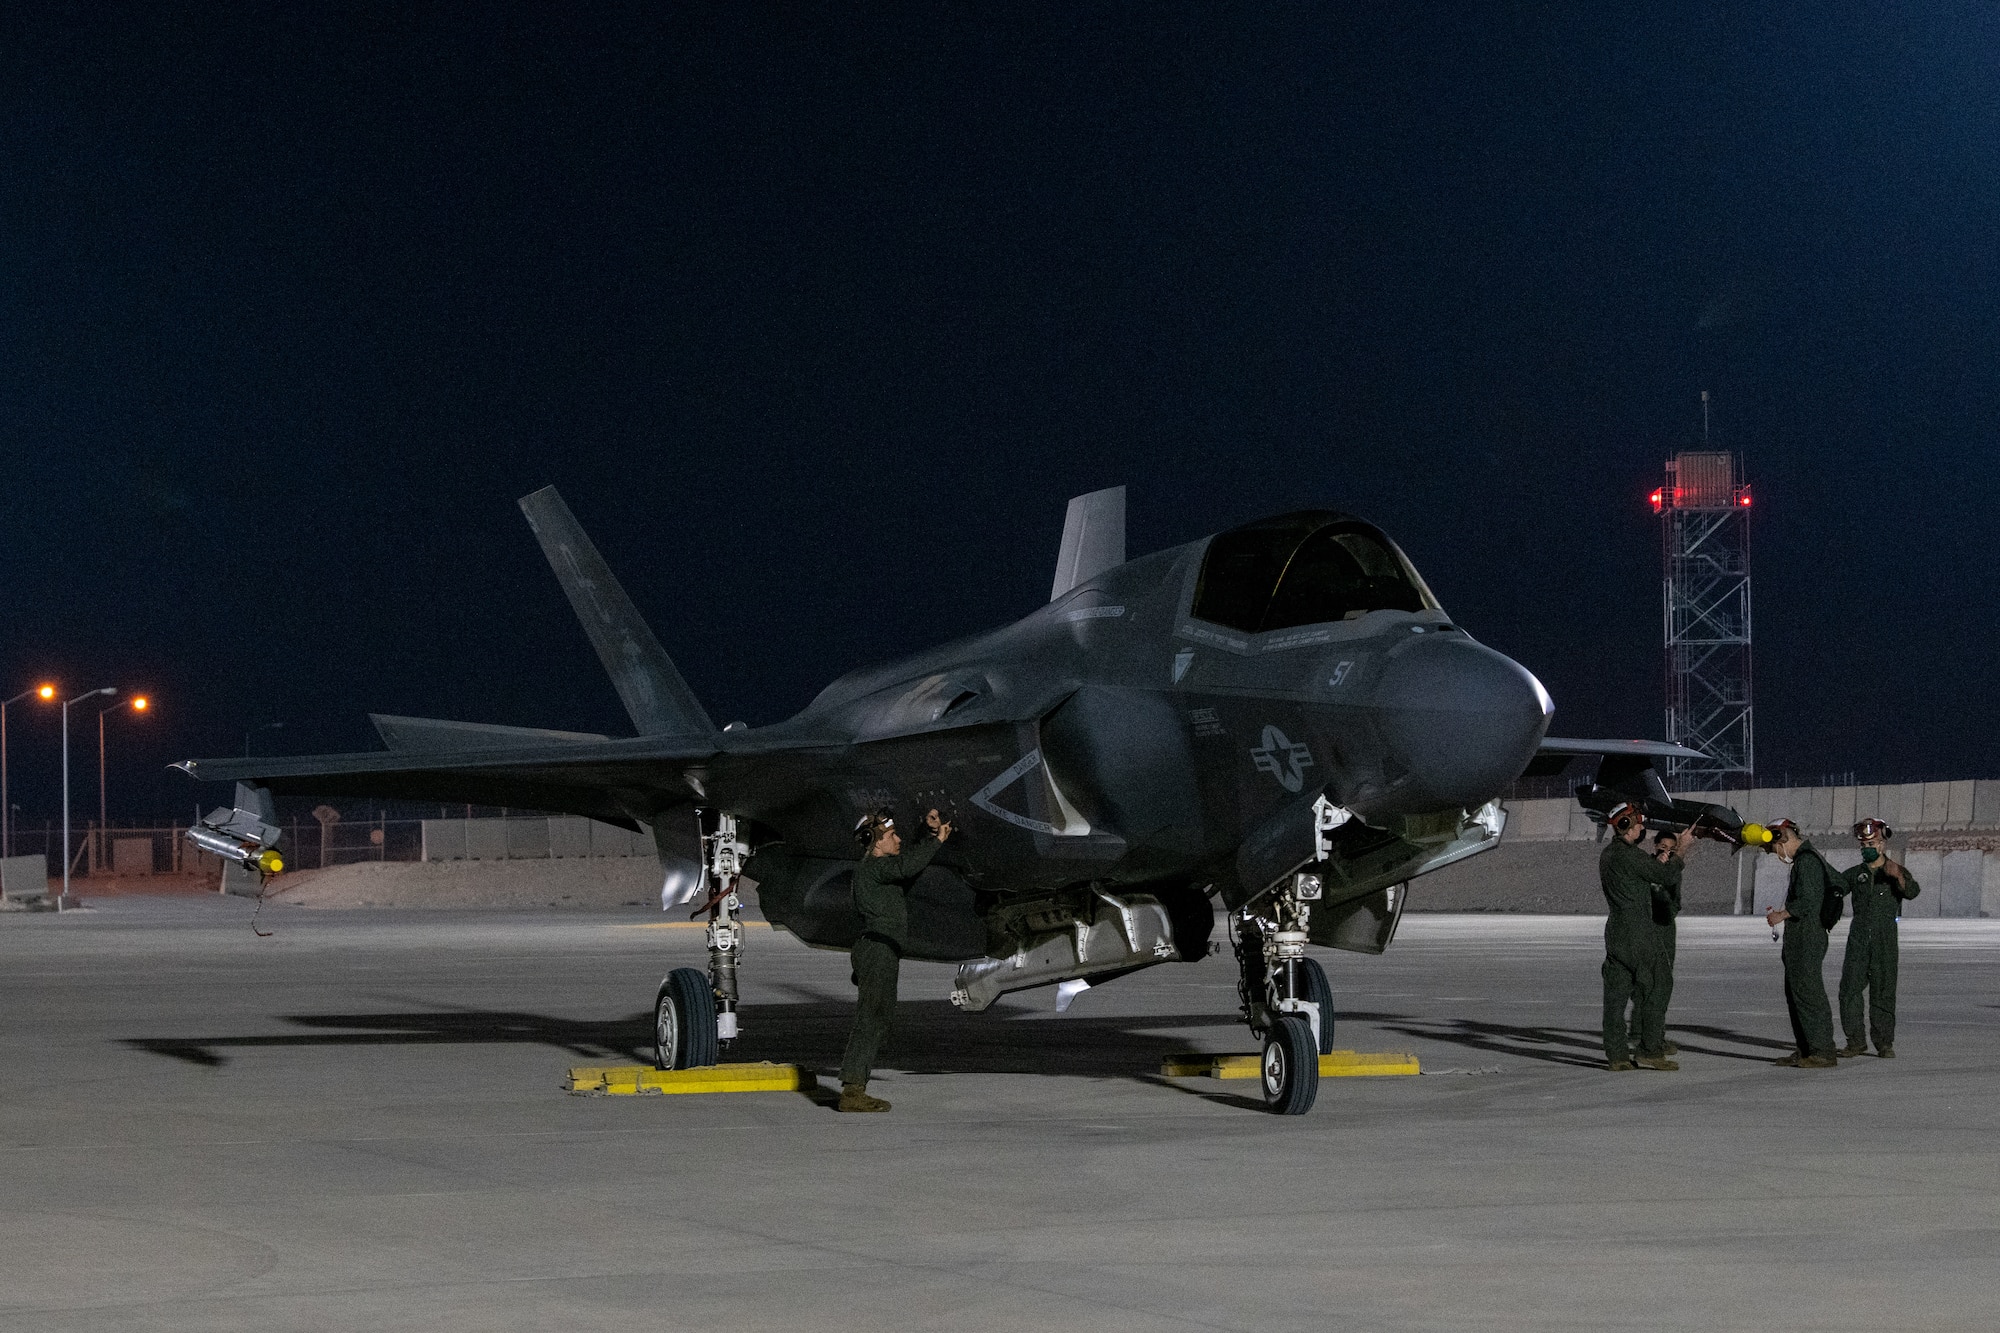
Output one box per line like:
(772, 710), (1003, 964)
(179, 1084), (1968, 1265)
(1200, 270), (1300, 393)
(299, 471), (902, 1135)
(1651, 447), (1753, 790)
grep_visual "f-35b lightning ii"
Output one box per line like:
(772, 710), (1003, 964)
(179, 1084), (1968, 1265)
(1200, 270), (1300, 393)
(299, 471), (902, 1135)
(180, 485), (1712, 1113)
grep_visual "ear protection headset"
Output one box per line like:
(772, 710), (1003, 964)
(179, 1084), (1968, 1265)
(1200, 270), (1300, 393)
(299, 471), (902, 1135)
(1853, 818), (1894, 841)
(1607, 802), (1645, 833)
(853, 810), (896, 845)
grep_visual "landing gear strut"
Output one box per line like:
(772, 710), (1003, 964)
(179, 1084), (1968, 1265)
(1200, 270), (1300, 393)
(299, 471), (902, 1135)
(1233, 869), (1330, 1115)
(653, 810), (748, 1070)
(699, 812), (749, 1051)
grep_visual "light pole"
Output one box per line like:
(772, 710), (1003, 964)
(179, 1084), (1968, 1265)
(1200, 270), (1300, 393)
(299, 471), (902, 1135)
(2, 684), (56, 860)
(98, 695), (149, 873)
(62, 687), (116, 909)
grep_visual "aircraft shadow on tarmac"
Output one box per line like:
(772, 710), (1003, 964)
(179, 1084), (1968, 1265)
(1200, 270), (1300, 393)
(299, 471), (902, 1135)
(120, 1001), (1795, 1092)
(120, 998), (1252, 1080)
(1359, 1012), (1794, 1068)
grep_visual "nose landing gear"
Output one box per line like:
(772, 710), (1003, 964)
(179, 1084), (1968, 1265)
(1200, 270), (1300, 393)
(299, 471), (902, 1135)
(1233, 868), (1336, 1114)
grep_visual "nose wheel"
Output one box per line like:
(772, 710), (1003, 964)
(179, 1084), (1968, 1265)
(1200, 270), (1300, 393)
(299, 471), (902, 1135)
(1261, 1014), (1320, 1114)
(1299, 956), (1335, 1055)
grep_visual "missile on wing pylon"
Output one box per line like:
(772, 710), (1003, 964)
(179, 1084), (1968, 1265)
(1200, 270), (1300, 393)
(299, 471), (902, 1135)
(183, 781), (285, 873)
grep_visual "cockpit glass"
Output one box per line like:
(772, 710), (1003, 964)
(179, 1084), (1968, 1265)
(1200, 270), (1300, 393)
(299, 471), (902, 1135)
(1191, 514), (1433, 633)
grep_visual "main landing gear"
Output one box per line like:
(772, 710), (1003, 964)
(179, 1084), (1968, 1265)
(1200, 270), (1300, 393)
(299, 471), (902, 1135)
(654, 811), (748, 1071)
(1233, 869), (1336, 1115)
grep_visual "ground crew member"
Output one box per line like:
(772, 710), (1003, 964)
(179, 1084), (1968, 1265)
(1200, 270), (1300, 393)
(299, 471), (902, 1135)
(1837, 817), (1919, 1059)
(837, 806), (953, 1112)
(1650, 828), (1694, 1056)
(1599, 803), (1687, 1071)
(1761, 819), (1842, 1068)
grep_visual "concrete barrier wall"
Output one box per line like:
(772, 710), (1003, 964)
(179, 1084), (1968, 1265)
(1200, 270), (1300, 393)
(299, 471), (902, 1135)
(1429, 838), (1988, 918)
(420, 816), (650, 861)
(0, 853), (48, 900)
(1941, 850), (1983, 918)
(1481, 780), (1998, 918)
(1503, 779), (2000, 843)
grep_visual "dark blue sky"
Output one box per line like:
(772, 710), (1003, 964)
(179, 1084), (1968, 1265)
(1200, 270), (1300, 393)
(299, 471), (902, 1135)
(3, 4), (1995, 822)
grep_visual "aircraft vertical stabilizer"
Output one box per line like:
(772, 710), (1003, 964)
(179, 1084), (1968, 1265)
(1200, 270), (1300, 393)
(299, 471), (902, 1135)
(1049, 485), (1126, 601)
(518, 486), (718, 739)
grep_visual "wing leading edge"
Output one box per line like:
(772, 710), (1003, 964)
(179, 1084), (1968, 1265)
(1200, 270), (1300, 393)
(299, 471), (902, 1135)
(1535, 737), (1708, 760)
(173, 732), (717, 827)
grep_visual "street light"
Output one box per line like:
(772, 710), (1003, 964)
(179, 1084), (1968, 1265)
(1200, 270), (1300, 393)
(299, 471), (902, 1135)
(62, 687), (116, 909)
(98, 695), (150, 874)
(1, 683), (57, 859)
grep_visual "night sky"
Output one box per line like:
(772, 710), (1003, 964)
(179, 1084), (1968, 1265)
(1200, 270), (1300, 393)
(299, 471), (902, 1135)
(4, 4), (1996, 826)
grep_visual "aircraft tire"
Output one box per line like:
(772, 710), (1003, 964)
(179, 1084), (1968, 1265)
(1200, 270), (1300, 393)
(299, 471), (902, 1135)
(1300, 957), (1335, 1055)
(655, 967), (719, 1070)
(1261, 1014), (1320, 1115)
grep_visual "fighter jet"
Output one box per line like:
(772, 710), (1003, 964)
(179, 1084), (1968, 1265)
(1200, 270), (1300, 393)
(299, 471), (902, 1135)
(179, 485), (1708, 1113)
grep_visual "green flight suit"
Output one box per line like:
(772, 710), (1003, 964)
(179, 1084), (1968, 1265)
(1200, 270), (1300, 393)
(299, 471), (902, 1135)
(1839, 858), (1920, 1051)
(838, 836), (942, 1088)
(1778, 841), (1842, 1059)
(1652, 858), (1682, 1023)
(1599, 836), (1682, 1063)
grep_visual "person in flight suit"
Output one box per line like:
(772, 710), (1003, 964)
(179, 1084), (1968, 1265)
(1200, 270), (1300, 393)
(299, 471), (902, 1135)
(1649, 828), (1695, 1056)
(1599, 803), (1689, 1071)
(837, 806), (953, 1113)
(1837, 817), (1920, 1059)
(1761, 819), (1843, 1068)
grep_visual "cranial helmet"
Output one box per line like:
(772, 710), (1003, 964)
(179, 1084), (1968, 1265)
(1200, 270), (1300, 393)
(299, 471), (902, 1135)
(853, 809), (896, 845)
(1607, 801), (1645, 833)
(1853, 818), (1894, 841)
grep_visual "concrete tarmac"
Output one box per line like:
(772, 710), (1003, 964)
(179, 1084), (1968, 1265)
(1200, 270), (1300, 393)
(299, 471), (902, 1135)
(2, 897), (1996, 1331)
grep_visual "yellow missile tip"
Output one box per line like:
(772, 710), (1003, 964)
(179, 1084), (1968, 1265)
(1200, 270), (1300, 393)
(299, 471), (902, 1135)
(1741, 823), (1772, 845)
(258, 850), (284, 873)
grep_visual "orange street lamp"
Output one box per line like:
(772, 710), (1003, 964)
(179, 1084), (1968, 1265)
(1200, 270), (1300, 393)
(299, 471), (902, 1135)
(61, 686), (116, 908)
(2, 684), (57, 860)
(99, 695), (151, 872)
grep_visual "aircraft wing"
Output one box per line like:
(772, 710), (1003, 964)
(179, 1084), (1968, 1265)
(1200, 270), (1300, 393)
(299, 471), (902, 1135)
(1534, 736), (1707, 760)
(174, 731), (720, 827)
(1518, 736), (1704, 779)
(1519, 737), (1766, 846)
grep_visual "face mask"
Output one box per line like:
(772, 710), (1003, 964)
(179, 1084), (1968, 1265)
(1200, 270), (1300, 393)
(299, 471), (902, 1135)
(1861, 846), (1880, 864)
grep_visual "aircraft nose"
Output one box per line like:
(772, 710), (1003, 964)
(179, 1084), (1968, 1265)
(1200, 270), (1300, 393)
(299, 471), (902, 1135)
(1370, 633), (1552, 811)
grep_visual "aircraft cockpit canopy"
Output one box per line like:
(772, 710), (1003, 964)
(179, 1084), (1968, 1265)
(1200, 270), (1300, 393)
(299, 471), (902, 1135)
(1191, 511), (1439, 634)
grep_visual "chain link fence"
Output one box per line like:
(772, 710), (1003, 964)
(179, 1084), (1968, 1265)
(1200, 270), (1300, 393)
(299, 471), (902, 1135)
(3, 810), (650, 879)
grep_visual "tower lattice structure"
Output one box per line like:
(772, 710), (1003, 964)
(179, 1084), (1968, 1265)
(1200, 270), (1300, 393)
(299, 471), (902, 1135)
(1652, 451), (1753, 790)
